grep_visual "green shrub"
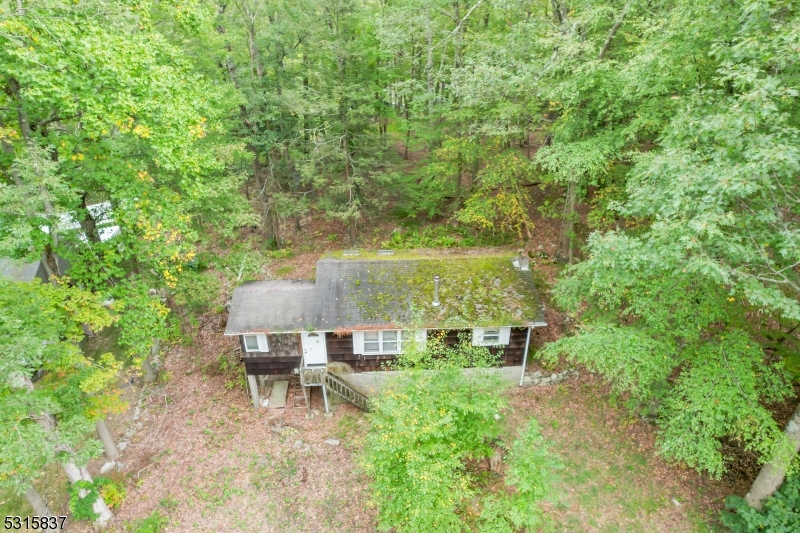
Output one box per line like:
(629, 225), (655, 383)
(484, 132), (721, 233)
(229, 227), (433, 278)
(68, 480), (100, 521)
(95, 477), (126, 509)
(380, 225), (512, 250)
(479, 421), (556, 533)
(361, 369), (507, 533)
(68, 477), (128, 521)
(130, 511), (169, 533)
(174, 270), (221, 314)
(721, 474), (800, 532)
(393, 330), (500, 370)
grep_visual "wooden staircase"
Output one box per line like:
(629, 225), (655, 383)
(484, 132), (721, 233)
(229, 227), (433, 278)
(298, 357), (370, 412)
(324, 371), (370, 411)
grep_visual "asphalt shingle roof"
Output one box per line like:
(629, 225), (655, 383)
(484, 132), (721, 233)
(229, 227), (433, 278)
(225, 252), (546, 334)
(0, 258), (44, 282)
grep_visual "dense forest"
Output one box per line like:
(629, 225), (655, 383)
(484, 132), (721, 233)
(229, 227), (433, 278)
(1, 0), (799, 531)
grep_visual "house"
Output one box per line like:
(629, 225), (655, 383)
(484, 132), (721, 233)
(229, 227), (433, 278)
(0, 202), (120, 283)
(225, 249), (547, 410)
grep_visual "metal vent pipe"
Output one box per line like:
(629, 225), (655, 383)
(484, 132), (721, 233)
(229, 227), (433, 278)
(433, 274), (441, 306)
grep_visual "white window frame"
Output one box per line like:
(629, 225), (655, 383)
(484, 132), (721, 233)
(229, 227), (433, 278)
(472, 327), (511, 347)
(353, 330), (409, 355)
(242, 333), (269, 353)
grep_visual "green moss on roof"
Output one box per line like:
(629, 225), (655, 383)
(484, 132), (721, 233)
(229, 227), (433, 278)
(330, 255), (541, 328)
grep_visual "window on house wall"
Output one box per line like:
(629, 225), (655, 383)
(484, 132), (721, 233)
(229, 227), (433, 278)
(472, 327), (511, 346)
(358, 330), (404, 354)
(243, 333), (269, 353)
(482, 328), (501, 344)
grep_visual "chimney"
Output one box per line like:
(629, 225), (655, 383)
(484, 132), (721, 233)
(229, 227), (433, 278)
(432, 274), (441, 306)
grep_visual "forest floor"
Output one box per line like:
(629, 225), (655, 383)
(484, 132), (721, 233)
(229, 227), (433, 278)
(91, 327), (736, 533)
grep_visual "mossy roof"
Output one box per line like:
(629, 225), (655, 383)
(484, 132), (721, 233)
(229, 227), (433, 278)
(224, 251), (546, 335)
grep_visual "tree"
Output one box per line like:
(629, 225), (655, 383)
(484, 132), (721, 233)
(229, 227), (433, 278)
(0, 279), (123, 527)
(541, 0), (800, 481)
(0, 0), (246, 367)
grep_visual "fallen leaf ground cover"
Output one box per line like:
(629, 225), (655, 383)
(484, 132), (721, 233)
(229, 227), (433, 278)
(97, 328), (735, 532)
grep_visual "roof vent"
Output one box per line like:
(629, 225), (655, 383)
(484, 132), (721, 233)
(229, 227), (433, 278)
(377, 249), (394, 256)
(432, 274), (441, 307)
(343, 249), (360, 256)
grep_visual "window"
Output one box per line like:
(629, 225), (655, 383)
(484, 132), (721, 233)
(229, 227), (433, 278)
(242, 333), (268, 353)
(482, 328), (500, 343)
(472, 327), (511, 346)
(356, 330), (404, 354)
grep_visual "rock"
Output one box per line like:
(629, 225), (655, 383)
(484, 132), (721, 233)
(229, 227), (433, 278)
(100, 461), (116, 474)
(261, 399), (270, 408)
(540, 377), (551, 385)
(532, 371), (542, 378)
(132, 407), (141, 421)
(324, 439), (340, 447)
(135, 421), (143, 429)
(118, 442), (128, 451)
(672, 498), (681, 507)
(115, 462), (124, 472)
(293, 439), (304, 450)
(312, 409), (320, 416)
(550, 373), (558, 381)
(124, 428), (135, 438)
(493, 278), (501, 288)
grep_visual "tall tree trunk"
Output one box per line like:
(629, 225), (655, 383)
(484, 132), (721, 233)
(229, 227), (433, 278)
(7, 79), (62, 280)
(80, 192), (102, 244)
(25, 485), (54, 518)
(559, 181), (577, 263)
(22, 378), (114, 528)
(251, 149), (281, 246)
(425, 9), (434, 118)
(745, 402), (800, 509)
(96, 419), (119, 461)
(597, 0), (631, 60)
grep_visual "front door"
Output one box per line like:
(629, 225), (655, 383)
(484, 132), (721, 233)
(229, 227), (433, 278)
(301, 331), (327, 367)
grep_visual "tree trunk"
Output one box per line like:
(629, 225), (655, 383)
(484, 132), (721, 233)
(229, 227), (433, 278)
(745, 402), (800, 509)
(80, 192), (102, 244)
(23, 376), (114, 528)
(142, 338), (159, 384)
(7, 79), (63, 281)
(25, 485), (54, 518)
(252, 150), (280, 246)
(559, 181), (577, 263)
(597, 1), (631, 60)
(61, 463), (114, 528)
(96, 419), (119, 461)
(425, 9), (434, 118)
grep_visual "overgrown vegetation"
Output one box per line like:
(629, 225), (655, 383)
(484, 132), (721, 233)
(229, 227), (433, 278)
(478, 421), (556, 533)
(362, 368), (554, 532)
(721, 473), (800, 532)
(393, 330), (500, 370)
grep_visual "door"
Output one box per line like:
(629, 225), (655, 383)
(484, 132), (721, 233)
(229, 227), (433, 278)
(301, 331), (328, 367)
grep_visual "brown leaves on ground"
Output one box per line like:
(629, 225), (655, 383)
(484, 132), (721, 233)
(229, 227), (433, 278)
(106, 322), (374, 533)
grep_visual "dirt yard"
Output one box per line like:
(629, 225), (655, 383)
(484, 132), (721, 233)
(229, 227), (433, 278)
(86, 330), (736, 533)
